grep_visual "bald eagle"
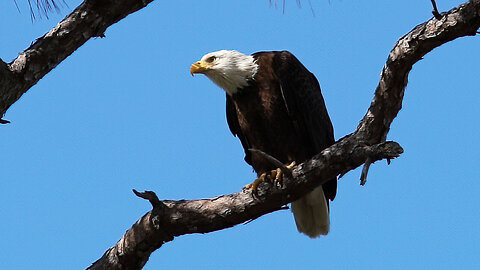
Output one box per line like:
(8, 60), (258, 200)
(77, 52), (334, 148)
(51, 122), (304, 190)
(191, 50), (336, 238)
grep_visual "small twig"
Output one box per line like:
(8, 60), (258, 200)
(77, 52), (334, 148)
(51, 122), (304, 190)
(359, 142), (403, 185)
(359, 157), (372, 186)
(431, 0), (443, 19)
(248, 148), (292, 176)
(133, 189), (163, 208)
(0, 119), (11, 124)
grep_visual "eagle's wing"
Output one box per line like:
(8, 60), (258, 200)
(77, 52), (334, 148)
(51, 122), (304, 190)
(272, 51), (336, 200)
(226, 93), (252, 165)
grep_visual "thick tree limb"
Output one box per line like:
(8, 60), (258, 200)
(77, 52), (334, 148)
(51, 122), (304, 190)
(87, 1), (480, 269)
(0, 0), (156, 121)
(88, 141), (403, 270)
(356, 0), (480, 144)
(1, 0), (479, 269)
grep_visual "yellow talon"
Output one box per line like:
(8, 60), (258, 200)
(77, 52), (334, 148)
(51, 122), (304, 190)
(244, 161), (297, 192)
(286, 161), (296, 170)
(244, 172), (269, 192)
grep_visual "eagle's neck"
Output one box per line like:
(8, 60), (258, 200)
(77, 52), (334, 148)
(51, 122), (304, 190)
(205, 54), (258, 96)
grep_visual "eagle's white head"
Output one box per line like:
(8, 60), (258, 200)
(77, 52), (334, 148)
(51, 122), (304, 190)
(190, 50), (258, 95)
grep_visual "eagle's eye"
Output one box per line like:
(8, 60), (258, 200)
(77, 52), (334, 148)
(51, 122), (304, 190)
(205, 56), (216, 63)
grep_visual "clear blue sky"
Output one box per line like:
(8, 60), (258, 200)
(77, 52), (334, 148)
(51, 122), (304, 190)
(1, 0), (479, 269)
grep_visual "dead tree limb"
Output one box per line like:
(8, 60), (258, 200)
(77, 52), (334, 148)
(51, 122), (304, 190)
(431, 0), (443, 19)
(1, 0), (479, 270)
(88, 141), (403, 270)
(88, 1), (480, 268)
(0, 0), (156, 123)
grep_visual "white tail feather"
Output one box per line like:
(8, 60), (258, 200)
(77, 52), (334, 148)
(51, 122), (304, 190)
(291, 186), (330, 238)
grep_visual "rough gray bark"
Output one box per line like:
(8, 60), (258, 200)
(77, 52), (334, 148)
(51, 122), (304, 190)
(356, 0), (480, 144)
(88, 141), (403, 270)
(0, 0), (156, 122)
(1, 0), (479, 270)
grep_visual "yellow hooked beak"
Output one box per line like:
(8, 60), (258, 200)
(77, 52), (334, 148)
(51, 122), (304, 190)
(190, 60), (210, 76)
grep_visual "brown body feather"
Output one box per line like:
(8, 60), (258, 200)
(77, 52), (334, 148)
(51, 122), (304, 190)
(226, 51), (337, 203)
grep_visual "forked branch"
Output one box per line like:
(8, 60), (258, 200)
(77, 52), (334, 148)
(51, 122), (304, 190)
(1, 1), (479, 270)
(88, 141), (402, 270)
(88, 1), (480, 269)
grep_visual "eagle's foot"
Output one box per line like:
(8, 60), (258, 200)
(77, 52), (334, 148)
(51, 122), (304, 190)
(244, 161), (296, 192)
(271, 161), (296, 187)
(244, 172), (270, 192)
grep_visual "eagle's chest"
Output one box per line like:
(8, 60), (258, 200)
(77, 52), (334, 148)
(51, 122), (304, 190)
(234, 88), (290, 133)
(231, 86), (303, 171)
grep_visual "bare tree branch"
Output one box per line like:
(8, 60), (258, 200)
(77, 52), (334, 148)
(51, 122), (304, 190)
(1, 0), (479, 269)
(431, 0), (443, 19)
(356, 0), (480, 144)
(87, 1), (480, 269)
(88, 141), (403, 270)
(0, 0), (156, 122)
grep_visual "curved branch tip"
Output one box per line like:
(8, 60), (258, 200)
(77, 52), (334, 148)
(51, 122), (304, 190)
(133, 189), (163, 208)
